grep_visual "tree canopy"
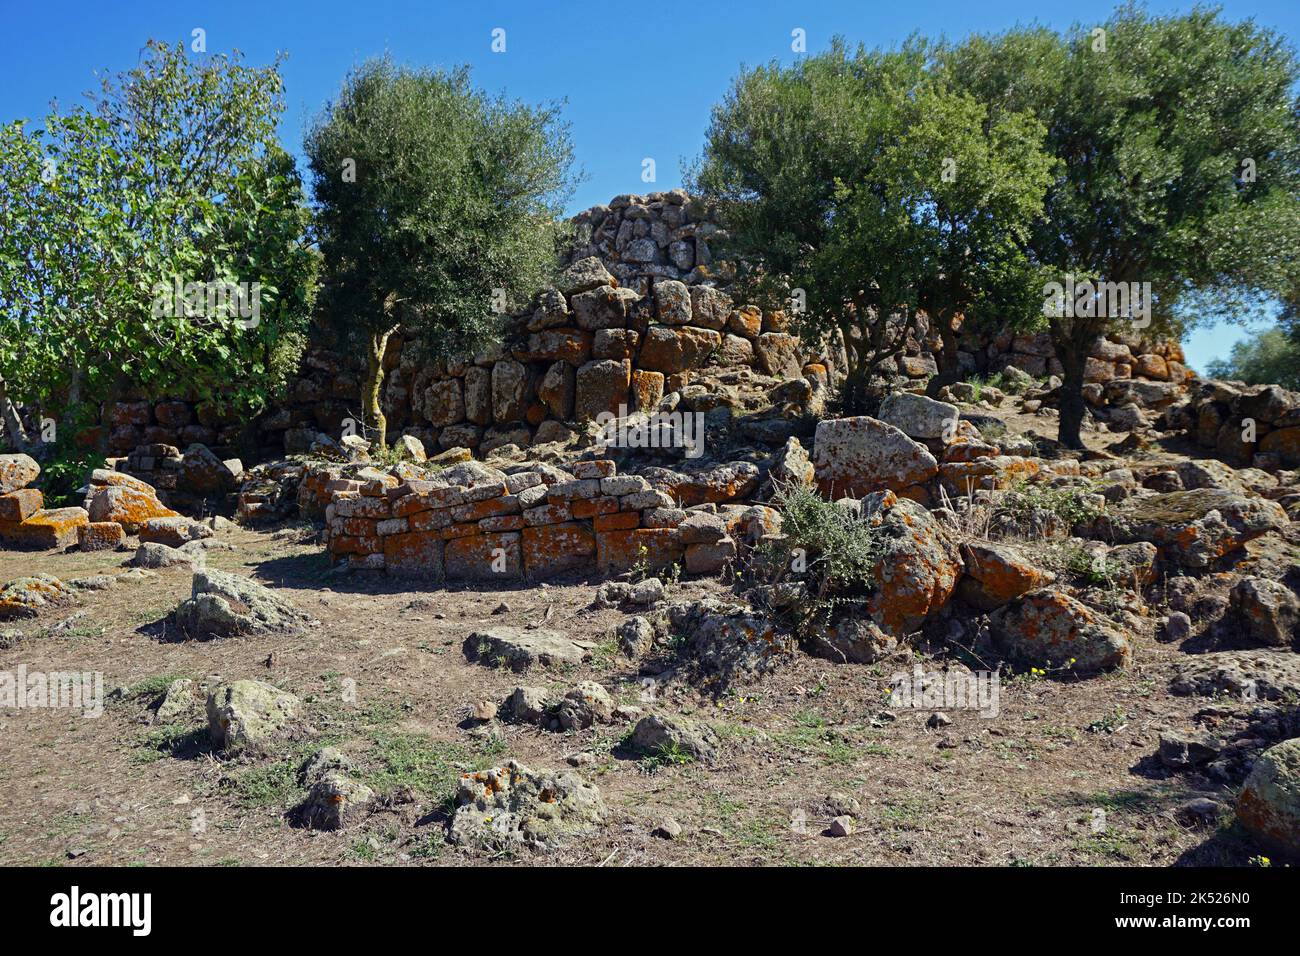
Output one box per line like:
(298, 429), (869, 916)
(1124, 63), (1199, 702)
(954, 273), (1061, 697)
(304, 56), (576, 447)
(0, 40), (318, 449)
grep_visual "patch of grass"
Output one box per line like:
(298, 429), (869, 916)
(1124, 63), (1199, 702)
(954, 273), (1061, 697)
(359, 732), (496, 809)
(224, 754), (307, 808)
(119, 673), (191, 701)
(132, 723), (208, 763)
(639, 739), (698, 774)
(998, 479), (1101, 529)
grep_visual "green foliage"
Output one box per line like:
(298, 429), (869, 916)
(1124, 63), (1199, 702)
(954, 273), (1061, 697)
(999, 480), (1101, 528)
(36, 440), (106, 508)
(0, 42), (317, 432)
(770, 481), (885, 593)
(693, 39), (1054, 394)
(1206, 326), (1300, 390)
(304, 56), (576, 447)
(942, 5), (1300, 443)
(762, 481), (887, 637)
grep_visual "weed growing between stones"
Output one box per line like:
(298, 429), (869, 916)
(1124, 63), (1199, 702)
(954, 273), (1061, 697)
(757, 480), (887, 636)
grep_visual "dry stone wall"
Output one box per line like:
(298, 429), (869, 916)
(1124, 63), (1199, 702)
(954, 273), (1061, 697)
(88, 191), (1187, 468)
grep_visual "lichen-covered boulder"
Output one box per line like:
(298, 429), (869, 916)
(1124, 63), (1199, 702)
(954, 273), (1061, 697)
(661, 598), (794, 682)
(448, 761), (606, 849)
(813, 417), (938, 497)
(1237, 738), (1300, 858)
(86, 483), (178, 534)
(556, 681), (614, 731)
(174, 569), (315, 639)
(0, 454), (39, 493)
(629, 713), (717, 760)
(0, 574), (74, 621)
(206, 680), (301, 754)
(139, 516), (213, 548)
(957, 542), (1055, 611)
(877, 392), (961, 441)
(1170, 650), (1300, 701)
(463, 627), (587, 671)
(300, 770), (375, 831)
(991, 588), (1131, 675)
(860, 490), (963, 637)
(1104, 489), (1287, 568)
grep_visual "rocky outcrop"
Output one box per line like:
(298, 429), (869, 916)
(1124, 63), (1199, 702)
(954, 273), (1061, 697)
(991, 588), (1131, 675)
(448, 761), (606, 849)
(174, 569), (315, 639)
(1102, 489), (1287, 568)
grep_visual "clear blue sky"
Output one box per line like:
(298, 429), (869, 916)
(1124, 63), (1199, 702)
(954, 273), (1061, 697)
(3, 0), (1296, 372)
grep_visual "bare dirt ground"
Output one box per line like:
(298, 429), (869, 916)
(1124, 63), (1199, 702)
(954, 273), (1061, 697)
(0, 405), (1283, 867)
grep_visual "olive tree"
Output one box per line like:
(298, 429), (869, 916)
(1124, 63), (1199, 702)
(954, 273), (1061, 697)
(943, 6), (1300, 446)
(304, 57), (576, 448)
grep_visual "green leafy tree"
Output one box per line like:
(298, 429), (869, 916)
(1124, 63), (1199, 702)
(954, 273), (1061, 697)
(879, 85), (1054, 397)
(943, 5), (1300, 447)
(691, 41), (932, 407)
(0, 40), (317, 451)
(1206, 326), (1300, 389)
(304, 57), (576, 448)
(692, 42), (1051, 407)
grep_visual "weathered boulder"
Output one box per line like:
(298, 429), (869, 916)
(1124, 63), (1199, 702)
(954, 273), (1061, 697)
(1237, 738), (1300, 858)
(448, 761), (606, 848)
(1104, 489), (1287, 568)
(1228, 577), (1299, 647)
(556, 681), (614, 731)
(0, 574), (74, 621)
(174, 569), (315, 639)
(991, 588), (1131, 675)
(0, 454), (39, 493)
(206, 680), (301, 754)
(629, 713), (717, 760)
(131, 542), (199, 570)
(813, 417), (938, 497)
(957, 542), (1055, 611)
(766, 436), (815, 493)
(878, 393), (960, 441)
(300, 770), (375, 831)
(86, 483), (178, 534)
(463, 627), (587, 671)
(558, 256), (614, 296)
(1170, 650), (1300, 701)
(139, 516), (213, 548)
(574, 359), (631, 421)
(860, 490), (963, 637)
(661, 598), (794, 681)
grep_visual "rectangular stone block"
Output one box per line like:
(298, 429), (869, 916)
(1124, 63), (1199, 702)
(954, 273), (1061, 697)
(393, 485), (465, 516)
(409, 507), (455, 532)
(523, 503), (572, 527)
(384, 530), (444, 579)
(596, 527), (682, 574)
(572, 496), (619, 519)
(572, 460), (616, 479)
(594, 512), (639, 531)
(445, 531), (523, 581)
(0, 488), (44, 522)
(522, 522), (596, 579)
(78, 521), (126, 552)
